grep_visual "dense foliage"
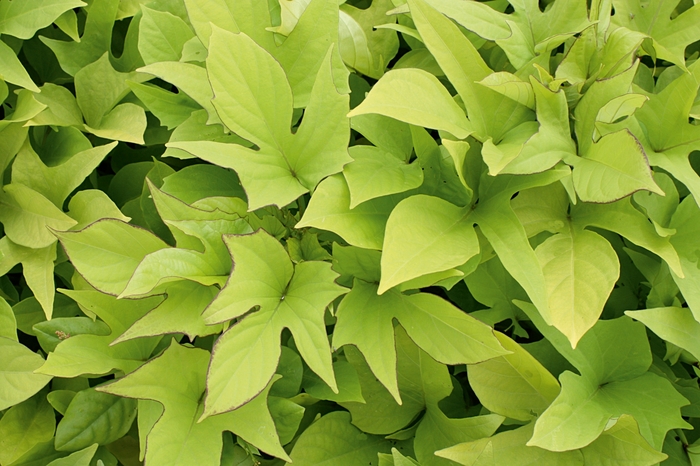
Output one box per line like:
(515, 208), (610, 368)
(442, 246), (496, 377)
(2, 0), (700, 464)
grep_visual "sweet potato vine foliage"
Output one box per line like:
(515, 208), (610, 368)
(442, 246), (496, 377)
(3, 0), (700, 464)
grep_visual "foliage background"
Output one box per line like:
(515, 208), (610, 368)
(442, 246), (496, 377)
(1, 0), (700, 464)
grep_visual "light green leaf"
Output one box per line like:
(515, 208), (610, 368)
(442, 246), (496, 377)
(114, 281), (221, 343)
(478, 72), (535, 109)
(468, 332), (560, 421)
(436, 422), (583, 466)
(55, 388), (136, 451)
(407, 0), (533, 142)
(138, 61), (221, 126)
(379, 195), (477, 293)
(570, 130), (662, 203)
(626, 307), (700, 362)
(29, 83), (84, 127)
(333, 280), (507, 402)
(202, 230), (347, 416)
(595, 93), (649, 125)
(99, 341), (290, 464)
(0, 297), (16, 341)
(174, 31), (350, 210)
(272, 0), (350, 107)
(36, 290), (162, 377)
(0, 337), (52, 410)
(579, 414), (668, 466)
(529, 371), (689, 451)
(127, 81), (200, 130)
(297, 174), (399, 250)
(338, 0), (399, 79)
(138, 6), (194, 64)
(40, 0), (119, 76)
(670, 197), (700, 320)
(517, 303), (653, 385)
(287, 411), (392, 465)
(46, 445), (99, 466)
(348, 68), (472, 139)
(119, 247), (226, 297)
(0, 0), (85, 39)
(13, 139), (117, 207)
(0, 39), (40, 92)
(612, 0), (700, 68)
(33, 317), (110, 353)
(84, 103), (147, 144)
(54, 219), (169, 296)
(67, 190), (131, 230)
(0, 393), (55, 465)
(572, 198), (683, 277)
(0, 183), (77, 248)
(535, 228), (620, 347)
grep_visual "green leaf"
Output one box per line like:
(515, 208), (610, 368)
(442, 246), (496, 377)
(348, 68), (472, 139)
(33, 317), (110, 353)
(127, 81), (200, 130)
(98, 341), (290, 464)
(612, 0), (700, 68)
(529, 371), (689, 451)
(36, 290), (162, 377)
(41, 0), (119, 76)
(535, 228), (620, 347)
(0, 39), (40, 92)
(0, 0), (85, 39)
(46, 445), (99, 466)
(271, 0), (349, 107)
(13, 139), (117, 207)
(407, 0), (533, 142)
(138, 6), (194, 64)
(287, 411), (392, 465)
(517, 303), (653, 385)
(173, 29), (350, 210)
(54, 219), (169, 296)
(0, 296), (16, 341)
(569, 130), (662, 203)
(343, 146), (423, 208)
(338, 0), (399, 79)
(114, 281), (221, 343)
(468, 332), (560, 421)
(0, 393), (55, 465)
(138, 61), (221, 126)
(437, 422), (584, 466)
(202, 230), (347, 416)
(571, 198), (683, 277)
(0, 237), (57, 319)
(379, 195), (477, 293)
(55, 388), (136, 451)
(0, 337), (52, 410)
(626, 307), (700, 361)
(333, 280), (506, 402)
(0, 183), (77, 248)
(670, 197), (700, 320)
(579, 414), (668, 465)
(297, 174), (399, 250)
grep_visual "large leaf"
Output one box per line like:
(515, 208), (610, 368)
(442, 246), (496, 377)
(348, 68), (472, 139)
(467, 332), (560, 421)
(55, 388), (136, 451)
(0, 394), (55, 465)
(0, 337), (52, 410)
(201, 230), (347, 417)
(54, 220), (169, 296)
(0, 0), (85, 39)
(379, 195), (478, 293)
(535, 228), (620, 347)
(98, 341), (290, 464)
(333, 280), (506, 402)
(171, 29), (350, 210)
